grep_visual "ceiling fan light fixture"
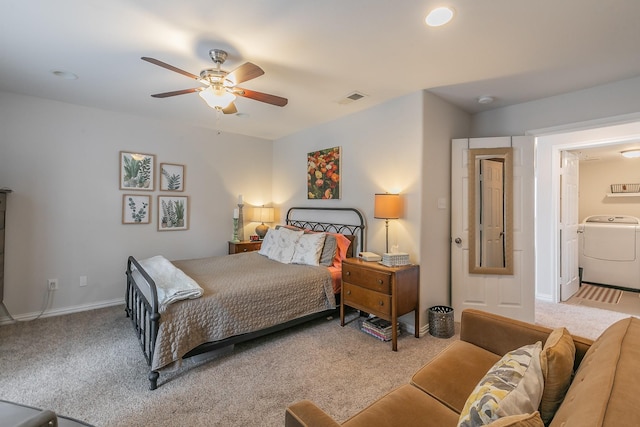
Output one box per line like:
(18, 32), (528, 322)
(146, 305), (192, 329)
(198, 86), (236, 109)
(425, 6), (455, 27)
(621, 149), (640, 158)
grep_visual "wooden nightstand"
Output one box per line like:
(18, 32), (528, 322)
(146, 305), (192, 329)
(340, 257), (420, 351)
(228, 240), (262, 254)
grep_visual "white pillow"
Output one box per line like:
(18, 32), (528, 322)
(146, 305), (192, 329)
(258, 228), (279, 258)
(268, 227), (304, 264)
(291, 232), (327, 266)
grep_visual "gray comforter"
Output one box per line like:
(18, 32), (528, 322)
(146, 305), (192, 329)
(151, 252), (335, 370)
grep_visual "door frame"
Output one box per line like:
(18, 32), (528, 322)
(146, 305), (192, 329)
(533, 117), (640, 303)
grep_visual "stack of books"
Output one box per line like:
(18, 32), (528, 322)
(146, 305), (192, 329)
(361, 316), (400, 342)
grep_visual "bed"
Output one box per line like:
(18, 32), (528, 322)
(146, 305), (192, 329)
(125, 207), (365, 390)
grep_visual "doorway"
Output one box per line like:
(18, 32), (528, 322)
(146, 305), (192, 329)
(534, 119), (640, 304)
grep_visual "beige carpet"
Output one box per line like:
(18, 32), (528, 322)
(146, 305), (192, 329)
(1, 301), (637, 426)
(0, 307), (458, 426)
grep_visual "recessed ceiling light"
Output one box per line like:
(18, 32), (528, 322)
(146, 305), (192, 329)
(51, 70), (78, 80)
(425, 7), (455, 27)
(621, 149), (640, 158)
(477, 95), (494, 104)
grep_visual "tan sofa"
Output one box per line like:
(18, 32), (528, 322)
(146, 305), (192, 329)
(286, 308), (640, 427)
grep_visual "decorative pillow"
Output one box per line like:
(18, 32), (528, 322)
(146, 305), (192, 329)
(291, 232), (327, 266)
(331, 233), (353, 268)
(258, 228), (279, 257)
(538, 327), (575, 425)
(485, 412), (544, 427)
(319, 234), (338, 266)
(457, 342), (544, 427)
(268, 226), (304, 264)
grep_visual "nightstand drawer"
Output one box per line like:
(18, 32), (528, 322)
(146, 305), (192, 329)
(343, 283), (392, 316)
(228, 241), (262, 254)
(342, 264), (391, 293)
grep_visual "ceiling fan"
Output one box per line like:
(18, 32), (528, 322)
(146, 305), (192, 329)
(141, 49), (288, 114)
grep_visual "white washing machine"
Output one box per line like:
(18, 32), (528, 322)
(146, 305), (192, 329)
(578, 215), (640, 290)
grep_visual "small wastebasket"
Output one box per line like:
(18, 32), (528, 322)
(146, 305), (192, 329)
(428, 306), (455, 338)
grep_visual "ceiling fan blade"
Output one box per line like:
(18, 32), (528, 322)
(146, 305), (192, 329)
(221, 102), (238, 114)
(226, 62), (264, 85)
(150, 88), (201, 98)
(141, 57), (199, 80)
(235, 88), (288, 107)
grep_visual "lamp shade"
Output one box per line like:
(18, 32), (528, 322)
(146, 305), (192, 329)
(198, 86), (236, 109)
(374, 193), (401, 219)
(252, 207), (275, 223)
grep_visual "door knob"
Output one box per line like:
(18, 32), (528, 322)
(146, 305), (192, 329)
(454, 237), (462, 244)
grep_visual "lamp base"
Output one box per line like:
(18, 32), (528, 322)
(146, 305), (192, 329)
(255, 223), (269, 239)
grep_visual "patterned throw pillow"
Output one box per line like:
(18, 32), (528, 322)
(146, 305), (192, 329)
(291, 232), (327, 266)
(268, 227), (304, 264)
(485, 412), (544, 427)
(319, 234), (338, 266)
(539, 328), (575, 424)
(258, 228), (279, 258)
(458, 342), (544, 427)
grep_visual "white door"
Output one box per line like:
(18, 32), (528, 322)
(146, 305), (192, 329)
(559, 151), (580, 301)
(451, 137), (535, 322)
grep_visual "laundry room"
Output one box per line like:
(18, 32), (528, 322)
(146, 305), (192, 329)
(575, 145), (640, 292)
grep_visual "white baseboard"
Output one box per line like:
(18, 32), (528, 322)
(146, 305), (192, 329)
(399, 320), (431, 338)
(0, 298), (124, 325)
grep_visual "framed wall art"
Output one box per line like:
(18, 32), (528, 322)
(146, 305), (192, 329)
(158, 195), (189, 231)
(122, 194), (151, 224)
(160, 163), (185, 191)
(307, 146), (341, 199)
(120, 151), (155, 190)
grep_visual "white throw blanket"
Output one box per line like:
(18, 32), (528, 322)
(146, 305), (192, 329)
(138, 255), (203, 311)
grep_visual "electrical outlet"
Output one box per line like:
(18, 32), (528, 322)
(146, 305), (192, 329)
(79, 276), (88, 287)
(47, 279), (58, 291)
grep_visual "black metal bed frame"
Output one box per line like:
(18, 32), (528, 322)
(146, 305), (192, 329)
(125, 207), (365, 390)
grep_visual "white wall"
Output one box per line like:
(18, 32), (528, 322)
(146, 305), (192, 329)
(0, 91), (271, 319)
(421, 92), (471, 308)
(273, 91), (469, 331)
(579, 157), (640, 221)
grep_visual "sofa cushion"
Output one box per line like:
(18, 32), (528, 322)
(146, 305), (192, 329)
(485, 412), (544, 427)
(550, 317), (640, 427)
(538, 327), (575, 424)
(411, 340), (502, 413)
(341, 384), (459, 427)
(457, 342), (544, 427)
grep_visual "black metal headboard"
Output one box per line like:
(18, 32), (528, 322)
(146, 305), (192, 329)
(285, 207), (366, 253)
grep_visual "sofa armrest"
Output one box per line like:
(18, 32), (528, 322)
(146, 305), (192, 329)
(285, 400), (341, 427)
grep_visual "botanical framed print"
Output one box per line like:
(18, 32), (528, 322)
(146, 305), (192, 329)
(120, 151), (155, 190)
(307, 146), (341, 199)
(160, 163), (185, 191)
(158, 195), (189, 231)
(122, 194), (151, 224)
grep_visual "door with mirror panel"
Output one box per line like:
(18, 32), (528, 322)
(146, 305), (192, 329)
(451, 137), (535, 322)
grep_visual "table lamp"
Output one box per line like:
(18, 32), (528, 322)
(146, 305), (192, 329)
(252, 206), (275, 239)
(374, 193), (401, 253)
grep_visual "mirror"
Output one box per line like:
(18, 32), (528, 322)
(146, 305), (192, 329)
(468, 147), (514, 275)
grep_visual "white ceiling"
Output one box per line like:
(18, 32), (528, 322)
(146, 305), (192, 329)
(2, 0), (640, 140)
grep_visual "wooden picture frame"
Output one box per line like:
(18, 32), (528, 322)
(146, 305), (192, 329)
(122, 194), (151, 224)
(307, 146), (341, 199)
(158, 195), (189, 231)
(119, 151), (155, 191)
(160, 163), (185, 191)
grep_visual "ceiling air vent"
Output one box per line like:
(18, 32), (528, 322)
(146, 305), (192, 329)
(338, 91), (368, 105)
